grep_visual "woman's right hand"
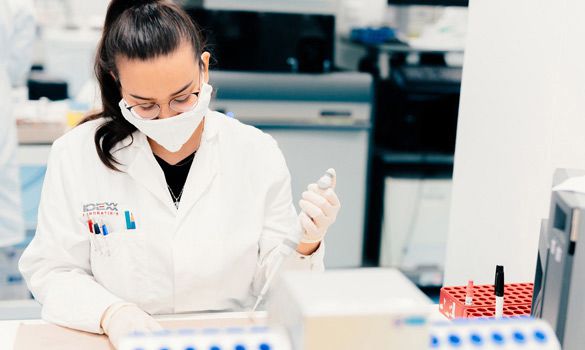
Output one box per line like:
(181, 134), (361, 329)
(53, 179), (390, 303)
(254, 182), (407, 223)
(101, 303), (163, 349)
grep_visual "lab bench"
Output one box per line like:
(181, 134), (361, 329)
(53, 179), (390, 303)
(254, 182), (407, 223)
(1, 311), (267, 350)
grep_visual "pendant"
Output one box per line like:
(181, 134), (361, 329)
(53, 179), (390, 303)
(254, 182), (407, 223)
(174, 201), (180, 209)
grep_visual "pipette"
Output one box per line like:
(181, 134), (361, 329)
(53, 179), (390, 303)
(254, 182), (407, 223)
(250, 169), (336, 312)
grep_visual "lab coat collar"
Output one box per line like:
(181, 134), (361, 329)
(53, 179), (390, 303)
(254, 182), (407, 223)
(123, 132), (177, 214)
(110, 113), (220, 218)
(175, 129), (219, 224)
(175, 113), (220, 224)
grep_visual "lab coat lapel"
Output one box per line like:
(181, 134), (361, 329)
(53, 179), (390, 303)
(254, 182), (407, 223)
(176, 115), (220, 223)
(117, 132), (176, 214)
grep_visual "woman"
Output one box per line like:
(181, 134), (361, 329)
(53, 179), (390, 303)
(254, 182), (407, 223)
(18, 0), (340, 348)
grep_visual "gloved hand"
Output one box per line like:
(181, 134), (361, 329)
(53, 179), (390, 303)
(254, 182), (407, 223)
(101, 303), (163, 349)
(298, 169), (341, 243)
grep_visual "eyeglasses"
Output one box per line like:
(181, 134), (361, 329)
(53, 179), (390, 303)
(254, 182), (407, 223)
(124, 91), (200, 120)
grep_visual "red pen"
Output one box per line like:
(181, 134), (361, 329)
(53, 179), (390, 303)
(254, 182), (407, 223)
(87, 219), (94, 233)
(465, 280), (474, 306)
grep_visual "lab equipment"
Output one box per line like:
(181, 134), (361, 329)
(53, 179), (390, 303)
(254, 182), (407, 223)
(0, 245), (29, 300)
(14, 98), (71, 144)
(350, 27), (398, 45)
(252, 170), (335, 312)
(439, 282), (532, 319)
(118, 316), (560, 350)
(184, 7), (334, 73)
(27, 72), (68, 101)
(119, 326), (291, 350)
(380, 177), (452, 286)
(532, 168), (585, 350)
(211, 71), (372, 268)
(495, 266), (504, 318)
(465, 280), (473, 306)
(430, 317), (560, 350)
(268, 268), (432, 350)
(251, 238), (298, 313)
(388, 0), (468, 6)
(42, 27), (101, 97)
(317, 168), (335, 189)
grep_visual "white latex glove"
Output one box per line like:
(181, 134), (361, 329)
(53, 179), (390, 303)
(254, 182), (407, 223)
(101, 303), (163, 349)
(298, 169), (341, 243)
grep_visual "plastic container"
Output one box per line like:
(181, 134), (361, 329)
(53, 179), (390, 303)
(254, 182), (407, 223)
(439, 283), (533, 319)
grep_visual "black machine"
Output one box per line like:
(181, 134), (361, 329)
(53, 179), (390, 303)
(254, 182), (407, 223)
(387, 0), (468, 6)
(184, 8), (335, 73)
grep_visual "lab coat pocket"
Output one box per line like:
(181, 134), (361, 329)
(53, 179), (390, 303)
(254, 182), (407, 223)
(90, 230), (149, 303)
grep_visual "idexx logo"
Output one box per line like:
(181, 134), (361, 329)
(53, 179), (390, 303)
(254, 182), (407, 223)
(83, 202), (120, 216)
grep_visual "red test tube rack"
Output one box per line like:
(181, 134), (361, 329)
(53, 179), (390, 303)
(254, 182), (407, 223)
(439, 282), (533, 319)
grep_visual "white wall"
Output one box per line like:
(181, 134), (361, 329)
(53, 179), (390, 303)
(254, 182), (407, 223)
(444, 0), (585, 285)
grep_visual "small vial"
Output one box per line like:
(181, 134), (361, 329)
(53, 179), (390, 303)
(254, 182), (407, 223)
(317, 168), (336, 189)
(465, 280), (474, 306)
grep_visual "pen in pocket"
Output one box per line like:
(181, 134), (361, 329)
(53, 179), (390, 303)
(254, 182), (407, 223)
(101, 221), (111, 256)
(93, 222), (104, 255)
(87, 218), (99, 253)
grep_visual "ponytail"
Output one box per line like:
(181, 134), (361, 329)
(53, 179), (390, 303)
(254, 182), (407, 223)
(82, 0), (205, 171)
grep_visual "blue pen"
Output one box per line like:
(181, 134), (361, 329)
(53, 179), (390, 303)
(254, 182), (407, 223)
(92, 223), (103, 255)
(101, 222), (111, 256)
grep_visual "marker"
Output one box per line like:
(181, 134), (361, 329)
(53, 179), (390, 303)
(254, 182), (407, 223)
(495, 265), (504, 318)
(88, 218), (97, 251)
(465, 280), (474, 306)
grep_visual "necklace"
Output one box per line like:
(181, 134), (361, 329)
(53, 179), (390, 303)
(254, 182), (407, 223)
(168, 185), (185, 209)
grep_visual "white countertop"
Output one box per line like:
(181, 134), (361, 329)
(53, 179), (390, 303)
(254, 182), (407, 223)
(0, 311), (268, 350)
(0, 304), (446, 349)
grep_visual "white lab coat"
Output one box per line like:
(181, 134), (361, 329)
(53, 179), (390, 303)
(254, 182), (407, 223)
(19, 111), (324, 333)
(0, 0), (35, 246)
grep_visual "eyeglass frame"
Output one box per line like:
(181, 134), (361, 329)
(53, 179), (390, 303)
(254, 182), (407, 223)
(122, 89), (202, 120)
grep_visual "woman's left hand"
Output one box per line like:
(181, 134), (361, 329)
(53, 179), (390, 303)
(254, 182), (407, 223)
(298, 171), (341, 244)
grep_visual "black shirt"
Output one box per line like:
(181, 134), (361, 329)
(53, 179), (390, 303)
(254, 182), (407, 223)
(154, 152), (196, 207)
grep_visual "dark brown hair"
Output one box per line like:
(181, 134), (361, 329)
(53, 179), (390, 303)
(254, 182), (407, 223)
(83, 0), (205, 171)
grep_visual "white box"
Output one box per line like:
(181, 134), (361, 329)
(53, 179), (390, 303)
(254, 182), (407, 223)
(268, 268), (432, 350)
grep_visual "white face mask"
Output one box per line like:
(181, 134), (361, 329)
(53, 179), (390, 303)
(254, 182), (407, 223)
(119, 80), (213, 152)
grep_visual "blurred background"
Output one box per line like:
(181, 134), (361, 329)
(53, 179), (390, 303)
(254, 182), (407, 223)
(1, 0), (467, 314)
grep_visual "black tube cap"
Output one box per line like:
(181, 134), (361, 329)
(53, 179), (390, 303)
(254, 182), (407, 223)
(495, 269), (505, 297)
